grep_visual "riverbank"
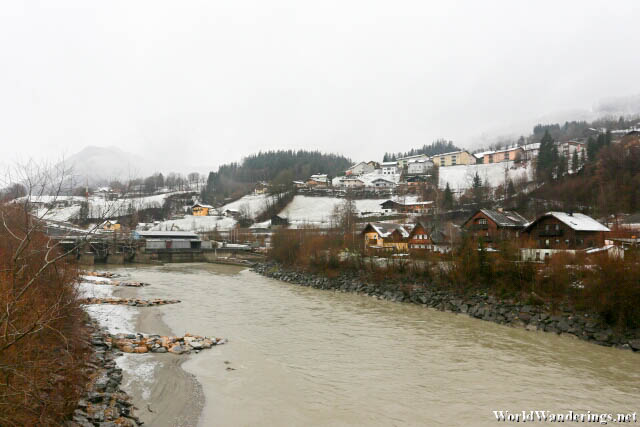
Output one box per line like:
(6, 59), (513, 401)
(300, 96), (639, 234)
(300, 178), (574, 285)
(252, 261), (640, 352)
(77, 271), (205, 427)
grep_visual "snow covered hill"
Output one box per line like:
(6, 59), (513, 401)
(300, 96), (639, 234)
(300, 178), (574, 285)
(279, 195), (419, 228)
(439, 161), (532, 191)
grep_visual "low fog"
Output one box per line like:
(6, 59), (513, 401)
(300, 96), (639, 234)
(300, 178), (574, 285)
(1, 1), (639, 173)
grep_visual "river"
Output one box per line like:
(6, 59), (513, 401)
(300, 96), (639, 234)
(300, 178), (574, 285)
(110, 263), (639, 426)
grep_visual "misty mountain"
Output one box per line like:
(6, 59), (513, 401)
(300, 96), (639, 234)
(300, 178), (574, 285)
(59, 146), (153, 185)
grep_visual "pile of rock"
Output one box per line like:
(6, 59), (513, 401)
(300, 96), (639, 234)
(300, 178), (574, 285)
(81, 297), (181, 307)
(95, 280), (150, 287)
(70, 326), (142, 426)
(108, 333), (226, 355)
(83, 271), (120, 278)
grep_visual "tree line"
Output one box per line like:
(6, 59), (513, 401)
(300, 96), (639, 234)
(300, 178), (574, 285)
(200, 150), (352, 204)
(383, 139), (460, 162)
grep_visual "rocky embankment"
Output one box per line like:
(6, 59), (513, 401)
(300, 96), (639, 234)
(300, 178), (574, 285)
(70, 322), (143, 427)
(252, 262), (640, 352)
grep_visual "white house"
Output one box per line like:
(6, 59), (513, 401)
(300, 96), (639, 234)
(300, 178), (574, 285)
(346, 162), (375, 176)
(396, 154), (429, 169)
(368, 177), (396, 189)
(407, 159), (434, 175)
(381, 161), (398, 175)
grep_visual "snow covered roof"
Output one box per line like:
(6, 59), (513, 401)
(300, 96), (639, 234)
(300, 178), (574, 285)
(398, 154), (428, 161)
(431, 150), (470, 157)
(364, 222), (409, 238)
(193, 202), (214, 209)
(531, 212), (610, 232)
(465, 209), (529, 228)
(522, 143), (541, 151)
(135, 230), (200, 239)
(381, 161), (397, 166)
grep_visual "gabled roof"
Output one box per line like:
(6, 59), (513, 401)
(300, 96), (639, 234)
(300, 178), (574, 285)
(193, 202), (214, 209)
(525, 212), (610, 232)
(363, 222), (409, 238)
(464, 209), (529, 228)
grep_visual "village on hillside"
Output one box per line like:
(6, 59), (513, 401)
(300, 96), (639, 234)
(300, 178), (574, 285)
(8, 123), (640, 264)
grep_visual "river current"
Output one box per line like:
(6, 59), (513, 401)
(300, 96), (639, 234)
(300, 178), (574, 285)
(114, 263), (639, 426)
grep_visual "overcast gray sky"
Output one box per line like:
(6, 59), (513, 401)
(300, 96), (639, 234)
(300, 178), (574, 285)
(1, 0), (639, 173)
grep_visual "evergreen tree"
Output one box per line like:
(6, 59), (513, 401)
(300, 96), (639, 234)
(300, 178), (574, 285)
(443, 183), (454, 209)
(536, 130), (556, 182)
(472, 171), (482, 188)
(571, 150), (579, 173)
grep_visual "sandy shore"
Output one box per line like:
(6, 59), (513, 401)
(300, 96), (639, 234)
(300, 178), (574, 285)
(113, 283), (204, 427)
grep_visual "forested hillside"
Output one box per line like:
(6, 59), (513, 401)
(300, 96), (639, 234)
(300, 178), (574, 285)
(532, 132), (640, 215)
(201, 150), (351, 203)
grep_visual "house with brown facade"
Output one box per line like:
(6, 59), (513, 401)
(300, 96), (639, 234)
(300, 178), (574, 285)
(408, 221), (451, 253)
(362, 222), (409, 253)
(520, 212), (610, 261)
(380, 200), (434, 215)
(462, 209), (529, 246)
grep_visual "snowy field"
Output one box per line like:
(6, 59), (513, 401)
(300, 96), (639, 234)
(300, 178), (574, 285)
(439, 161), (532, 191)
(149, 193), (274, 232)
(23, 191), (191, 222)
(220, 193), (275, 219)
(279, 195), (420, 227)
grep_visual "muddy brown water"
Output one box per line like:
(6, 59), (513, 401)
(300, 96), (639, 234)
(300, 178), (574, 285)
(110, 263), (640, 426)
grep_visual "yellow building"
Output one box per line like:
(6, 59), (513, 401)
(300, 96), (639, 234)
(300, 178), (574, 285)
(431, 150), (474, 167)
(192, 202), (214, 216)
(101, 220), (121, 231)
(362, 222), (409, 252)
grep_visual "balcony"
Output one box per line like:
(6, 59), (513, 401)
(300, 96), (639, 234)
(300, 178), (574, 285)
(539, 229), (563, 237)
(471, 224), (489, 231)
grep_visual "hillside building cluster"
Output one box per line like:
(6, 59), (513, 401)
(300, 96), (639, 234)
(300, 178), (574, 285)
(362, 209), (621, 261)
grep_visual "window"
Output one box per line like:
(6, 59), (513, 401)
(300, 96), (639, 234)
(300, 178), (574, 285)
(545, 239), (550, 248)
(504, 152), (509, 161)
(535, 251), (540, 261)
(478, 218), (488, 225)
(451, 156), (457, 165)
(545, 224), (549, 231)
(555, 224), (559, 230)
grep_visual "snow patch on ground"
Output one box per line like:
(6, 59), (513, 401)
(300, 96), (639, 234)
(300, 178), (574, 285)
(279, 195), (421, 227)
(79, 277), (137, 334)
(77, 281), (113, 298)
(439, 161), (532, 191)
(221, 194), (275, 219)
(116, 355), (159, 401)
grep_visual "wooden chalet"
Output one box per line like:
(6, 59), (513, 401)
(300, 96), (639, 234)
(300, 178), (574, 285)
(380, 200), (434, 214)
(362, 222), (409, 253)
(408, 221), (451, 253)
(462, 209), (529, 245)
(521, 212), (610, 261)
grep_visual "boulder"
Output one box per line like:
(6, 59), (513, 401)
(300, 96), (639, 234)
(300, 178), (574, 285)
(628, 339), (640, 351)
